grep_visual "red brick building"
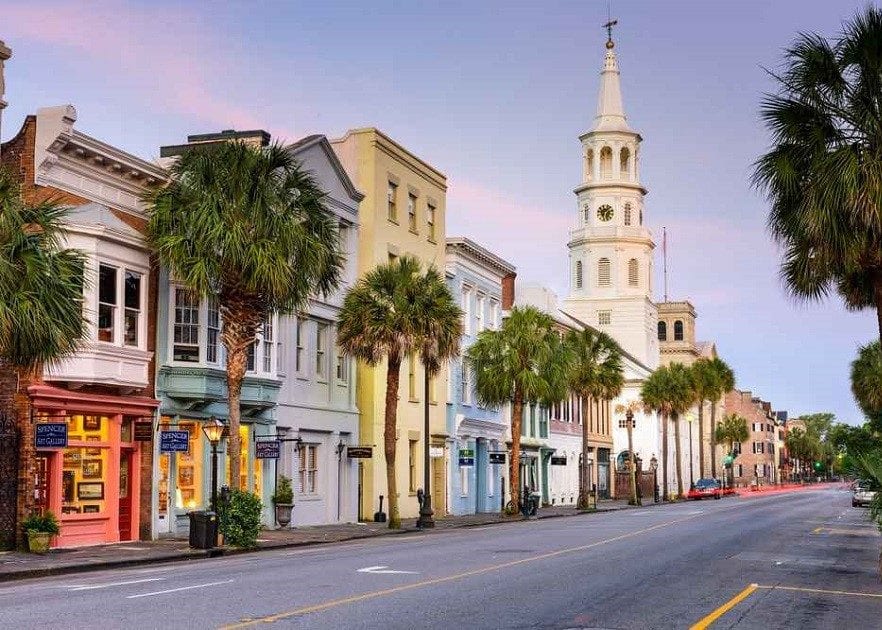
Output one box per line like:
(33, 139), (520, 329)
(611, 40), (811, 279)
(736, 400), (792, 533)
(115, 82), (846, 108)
(722, 389), (778, 487)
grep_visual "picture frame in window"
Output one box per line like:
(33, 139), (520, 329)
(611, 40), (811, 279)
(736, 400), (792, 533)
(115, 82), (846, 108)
(82, 504), (101, 514)
(83, 416), (101, 432)
(62, 470), (75, 503)
(68, 434), (83, 443)
(181, 488), (195, 504)
(85, 436), (101, 456)
(62, 505), (81, 515)
(81, 458), (103, 479)
(77, 481), (104, 500)
(178, 465), (194, 487)
(63, 448), (82, 468)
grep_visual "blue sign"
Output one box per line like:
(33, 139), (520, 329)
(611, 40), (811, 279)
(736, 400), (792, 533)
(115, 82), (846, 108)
(255, 440), (280, 459)
(35, 423), (67, 449)
(159, 430), (190, 453)
(458, 448), (475, 467)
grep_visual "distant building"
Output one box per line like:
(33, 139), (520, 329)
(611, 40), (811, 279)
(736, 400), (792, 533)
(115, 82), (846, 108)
(722, 390), (778, 486)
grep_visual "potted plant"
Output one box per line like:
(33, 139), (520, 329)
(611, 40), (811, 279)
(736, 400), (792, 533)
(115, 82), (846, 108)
(272, 475), (294, 528)
(22, 511), (60, 554)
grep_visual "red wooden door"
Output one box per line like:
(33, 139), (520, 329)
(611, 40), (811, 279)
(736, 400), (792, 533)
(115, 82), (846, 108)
(118, 451), (132, 541)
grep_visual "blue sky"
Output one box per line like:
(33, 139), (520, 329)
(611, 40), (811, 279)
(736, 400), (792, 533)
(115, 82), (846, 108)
(0, 0), (875, 423)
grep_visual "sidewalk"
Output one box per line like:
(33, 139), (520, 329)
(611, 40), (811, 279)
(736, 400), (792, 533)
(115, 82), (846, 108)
(0, 499), (636, 582)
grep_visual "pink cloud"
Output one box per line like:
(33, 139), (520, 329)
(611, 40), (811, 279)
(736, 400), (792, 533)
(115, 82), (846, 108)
(1, 0), (288, 136)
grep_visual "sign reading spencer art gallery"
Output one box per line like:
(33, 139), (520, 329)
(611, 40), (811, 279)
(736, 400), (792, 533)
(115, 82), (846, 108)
(35, 423), (67, 449)
(159, 430), (190, 453)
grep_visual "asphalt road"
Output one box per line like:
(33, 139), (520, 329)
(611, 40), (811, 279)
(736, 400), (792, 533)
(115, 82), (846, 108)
(0, 486), (879, 629)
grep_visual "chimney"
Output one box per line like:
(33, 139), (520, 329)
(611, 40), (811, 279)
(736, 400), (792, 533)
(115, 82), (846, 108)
(159, 129), (271, 159)
(501, 272), (516, 310)
(0, 40), (11, 160)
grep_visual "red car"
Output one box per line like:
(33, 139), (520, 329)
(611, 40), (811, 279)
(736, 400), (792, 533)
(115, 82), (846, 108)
(688, 478), (722, 500)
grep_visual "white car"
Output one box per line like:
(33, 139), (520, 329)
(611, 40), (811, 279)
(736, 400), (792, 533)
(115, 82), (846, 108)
(852, 482), (878, 508)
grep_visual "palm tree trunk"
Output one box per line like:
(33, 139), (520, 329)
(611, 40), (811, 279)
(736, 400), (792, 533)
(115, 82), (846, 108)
(673, 412), (684, 498)
(223, 335), (250, 493)
(627, 414), (637, 505)
(14, 364), (40, 549)
(697, 399), (705, 478)
(509, 390), (524, 513)
(873, 274), (882, 351)
(578, 396), (591, 509)
(710, 401), (718, 478)
(384, 353), (402, 529)
(661, 412), (669, 501)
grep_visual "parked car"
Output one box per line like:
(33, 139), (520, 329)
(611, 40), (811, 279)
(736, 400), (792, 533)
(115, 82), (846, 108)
(852, 481), (878, 508)
(688, 478), (722, 500)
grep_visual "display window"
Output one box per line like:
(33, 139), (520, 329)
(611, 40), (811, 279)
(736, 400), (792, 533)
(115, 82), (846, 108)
(62, 414), (110, 515)
(157, 417), (204, 516)
(225, 425), (262, 497)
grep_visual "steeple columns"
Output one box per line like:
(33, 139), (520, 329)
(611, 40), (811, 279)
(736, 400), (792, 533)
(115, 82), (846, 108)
(581, 137), (639, 185)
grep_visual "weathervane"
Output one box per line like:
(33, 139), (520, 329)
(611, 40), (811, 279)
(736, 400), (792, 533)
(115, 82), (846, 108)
(603, 18), (618, 49)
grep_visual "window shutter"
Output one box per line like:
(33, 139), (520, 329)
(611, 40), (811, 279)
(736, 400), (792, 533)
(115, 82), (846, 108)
(598, 258), (611, 286)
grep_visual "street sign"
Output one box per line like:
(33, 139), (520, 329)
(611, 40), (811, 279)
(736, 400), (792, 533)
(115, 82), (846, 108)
(550, 456), (568, 466)
(458, 448), (475, 466)
(429, 446), (444, 458)
(133, 421), (153, 442)
(347, 446), (373, 458)
(35, 423), (67, 449)
(255, 440), (280, 459)
(159, 430), (190, 453)
(489, 452), (506, 464)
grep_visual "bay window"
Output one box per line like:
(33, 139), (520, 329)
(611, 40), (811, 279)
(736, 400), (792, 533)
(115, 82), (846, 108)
(98, 264), (117, 342)
(123, 271), (141, 346)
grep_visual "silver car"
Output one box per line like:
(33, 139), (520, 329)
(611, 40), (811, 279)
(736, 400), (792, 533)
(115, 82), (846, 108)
(852, 481), (878, 507)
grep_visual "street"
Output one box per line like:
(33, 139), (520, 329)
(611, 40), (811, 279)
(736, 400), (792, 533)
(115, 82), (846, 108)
(0, 487), (878, 629)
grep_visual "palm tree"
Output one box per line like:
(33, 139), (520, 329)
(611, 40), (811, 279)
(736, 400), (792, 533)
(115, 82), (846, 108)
(707, 357), (735, 478)
(467, 306), (569, 512)
(565, 329), (624, 509)
(338, 256), (461, 529)
(0, 170), (87, 544)
(690, 358), (718, 478)
(641, 363), (696, 500)
(715, 413), (749, 487)
(753, 8), (882, 346)
(851, 341), (882, 430)
(146, 141), (343, 491)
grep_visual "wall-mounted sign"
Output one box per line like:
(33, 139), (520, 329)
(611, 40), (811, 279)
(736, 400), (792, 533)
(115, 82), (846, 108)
(458, 448), (475, 466)
(550, 456), (568, 466)
(347, 446), (373, 459)
(159, 430), (190, 453)
(255, 440), (280, 459)
(429, 446), (444, 458)
(133, 422), (153, 442)
(35, 423), (67, 449)
(489, 452), (506, 465)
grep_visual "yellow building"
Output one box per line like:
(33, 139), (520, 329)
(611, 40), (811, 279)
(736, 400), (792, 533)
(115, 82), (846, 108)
(331, 128), (448, 521)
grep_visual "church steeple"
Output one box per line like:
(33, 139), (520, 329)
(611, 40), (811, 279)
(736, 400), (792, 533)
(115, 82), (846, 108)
(590, 34), (634, 134)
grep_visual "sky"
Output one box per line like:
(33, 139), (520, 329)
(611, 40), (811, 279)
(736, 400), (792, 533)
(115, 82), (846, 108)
(0, 0), (876, 424)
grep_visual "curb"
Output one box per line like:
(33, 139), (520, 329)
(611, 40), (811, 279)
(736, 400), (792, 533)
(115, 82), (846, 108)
(0, 501), (657, 583)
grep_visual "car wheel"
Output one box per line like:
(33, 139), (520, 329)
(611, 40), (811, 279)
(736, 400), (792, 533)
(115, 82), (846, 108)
(852, 500), (858, 507)
(715, 494), (721, 500)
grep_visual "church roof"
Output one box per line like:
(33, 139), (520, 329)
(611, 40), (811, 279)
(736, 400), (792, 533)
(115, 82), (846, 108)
(588, 41), (635, 135)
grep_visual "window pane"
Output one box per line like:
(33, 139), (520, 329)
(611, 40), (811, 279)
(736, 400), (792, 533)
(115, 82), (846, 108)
(173, 288), (200, 362)
(98, 265), (117, 342)
(124, 272), (140, 309)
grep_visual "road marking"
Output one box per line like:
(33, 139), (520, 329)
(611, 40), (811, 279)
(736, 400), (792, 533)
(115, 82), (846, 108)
(220, 510), (720, 629)
(689, 583), (758, 630)
(812, 526), (824, 533)
(126, 579), (234, 599)
(68, 577), (164, 591)
(357, 565), (418, 575)
(756, 584), (882, 598)
(811, 527), (880, 537)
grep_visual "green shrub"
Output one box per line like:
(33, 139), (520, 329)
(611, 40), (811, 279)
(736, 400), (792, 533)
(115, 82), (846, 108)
(22, 511), (60, 535)
(273, 475), (294, 504)
(218, 490), (262, 548)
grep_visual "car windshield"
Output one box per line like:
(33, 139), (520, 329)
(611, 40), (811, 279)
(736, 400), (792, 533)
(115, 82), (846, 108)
(695, 479), (718, 489)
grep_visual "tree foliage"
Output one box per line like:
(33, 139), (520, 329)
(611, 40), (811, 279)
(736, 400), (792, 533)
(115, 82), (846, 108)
(851, 341), (882, 431)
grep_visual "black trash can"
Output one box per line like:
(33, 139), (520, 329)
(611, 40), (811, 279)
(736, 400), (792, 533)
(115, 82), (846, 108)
(188, 511), (218, 549)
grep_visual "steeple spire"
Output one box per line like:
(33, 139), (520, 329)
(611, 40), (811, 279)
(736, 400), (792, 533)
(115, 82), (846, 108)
(590, 22), (634, 134)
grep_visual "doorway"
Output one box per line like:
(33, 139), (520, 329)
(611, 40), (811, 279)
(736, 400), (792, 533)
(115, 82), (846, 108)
(431, 452), (446, 516)
(118, 450), (133, 541)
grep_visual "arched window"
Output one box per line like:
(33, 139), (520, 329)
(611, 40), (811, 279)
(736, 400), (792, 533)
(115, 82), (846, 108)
(575, 261), (583, 289)
(598, 258), (611, 286)
(624, 203), (632, 226)
(674, 320), (684, 341)
(599, 146), (613, 179)
(628, 258), (639, 286)
(585, 149), (594, 181)
(619, 147), (631, 180)
(657, 321), (667, 341)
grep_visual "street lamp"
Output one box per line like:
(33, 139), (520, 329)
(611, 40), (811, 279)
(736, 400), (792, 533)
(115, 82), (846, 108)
(202, 416), (225, 512)
(416, 364), (435, 528)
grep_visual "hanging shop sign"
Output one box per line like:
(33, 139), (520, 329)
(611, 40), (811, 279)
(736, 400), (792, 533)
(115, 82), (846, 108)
(159, 430), (190, 453)
(458, 448), (475, 466)
(429, 446), (444, 458)
(347, 446), (373, 459)
(255, 440), (281, 459)
(133, 421), (154, 442)
(35, 423), (67, 449)
(550, 456), (568, 466)
(488, 452), (506, 465)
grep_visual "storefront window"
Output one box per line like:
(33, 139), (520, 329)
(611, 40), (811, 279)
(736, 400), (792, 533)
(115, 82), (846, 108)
(176, 421), (202, 510)
(62, 414), (110, 515)
(225, 425), (262, 497)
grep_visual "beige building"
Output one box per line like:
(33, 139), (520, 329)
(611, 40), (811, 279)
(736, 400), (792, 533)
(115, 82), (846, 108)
(331, 128), (448, 521)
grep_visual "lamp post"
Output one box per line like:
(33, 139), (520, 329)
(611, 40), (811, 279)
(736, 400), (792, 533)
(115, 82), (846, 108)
(416, 365), (435, 528)
(649, 455), (659, 503)
(202, 417), (225, 512)
(625, 408), (638, 505)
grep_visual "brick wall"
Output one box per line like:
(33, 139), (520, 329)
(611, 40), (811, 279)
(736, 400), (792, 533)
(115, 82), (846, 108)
(723, 390), (778, 485)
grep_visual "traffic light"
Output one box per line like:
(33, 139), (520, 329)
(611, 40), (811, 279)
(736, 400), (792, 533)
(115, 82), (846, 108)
(813, 461), (822, 470)
(724, 454), (734, 467)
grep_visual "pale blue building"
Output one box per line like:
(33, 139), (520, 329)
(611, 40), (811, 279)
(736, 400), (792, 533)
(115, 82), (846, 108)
(445, 238), (516, 515)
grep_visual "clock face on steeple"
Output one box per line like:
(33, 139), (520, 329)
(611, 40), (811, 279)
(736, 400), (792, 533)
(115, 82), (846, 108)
(597, 204), (614, 222)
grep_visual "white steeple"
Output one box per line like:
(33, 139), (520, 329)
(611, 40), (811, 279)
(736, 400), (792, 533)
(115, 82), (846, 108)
(563, 32), (658, 369)
(590, 40), (633, 134)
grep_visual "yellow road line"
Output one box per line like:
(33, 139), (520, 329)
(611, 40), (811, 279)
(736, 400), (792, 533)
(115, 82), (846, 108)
(757, 584), (882, 598)
(689, 584), (758, 630)
(220, 511), (710, 629)
(811, 526), (824, 533)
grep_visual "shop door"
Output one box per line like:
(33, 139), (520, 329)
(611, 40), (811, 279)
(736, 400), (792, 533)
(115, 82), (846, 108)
(432, 455), (446, 516)
(475, 440), (487, 513)
(118, 450), (133, 541)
